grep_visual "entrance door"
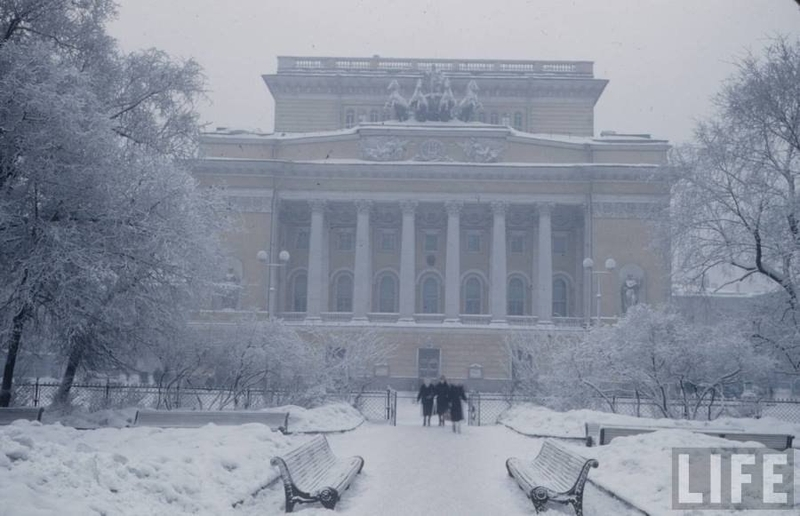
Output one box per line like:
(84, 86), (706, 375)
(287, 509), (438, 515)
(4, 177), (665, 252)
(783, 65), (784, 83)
(418, 348), (440, 379)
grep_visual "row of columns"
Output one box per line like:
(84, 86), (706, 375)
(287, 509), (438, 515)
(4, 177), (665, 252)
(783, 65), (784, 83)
(303, 199), (555, 324)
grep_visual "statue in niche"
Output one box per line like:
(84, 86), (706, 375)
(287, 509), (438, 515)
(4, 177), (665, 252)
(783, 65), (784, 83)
(620, 274), (641, 313)
(222, 267), (240, 309)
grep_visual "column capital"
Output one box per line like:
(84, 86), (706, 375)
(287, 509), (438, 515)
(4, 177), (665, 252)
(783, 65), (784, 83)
(445, 200), (464, 216)
(400, 200), (418, 215)
(490, 201), (509, 216)
(309, 199), (327, 213)
(354, 199), (373, 214)
(537, 202), (555, 216)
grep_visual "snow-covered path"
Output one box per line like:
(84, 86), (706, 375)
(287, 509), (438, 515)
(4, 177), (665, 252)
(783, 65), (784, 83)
(247, 399), (643, 515)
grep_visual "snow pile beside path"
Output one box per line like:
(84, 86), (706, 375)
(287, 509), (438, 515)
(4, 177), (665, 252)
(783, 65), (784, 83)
(563, 430), (800, 516)
(0, 420), (302, 516)
(500, 403), (800, 441)
(284, 402), (364, 433)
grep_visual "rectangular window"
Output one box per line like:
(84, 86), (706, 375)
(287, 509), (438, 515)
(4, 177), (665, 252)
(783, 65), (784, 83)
(510, 232), (525, 254)
(424, 232), (438, 252)
(553, 233), (568, 256)
(379, 229), (397, 252)
(467, 231), (482, 253)
(418, 348), (440, 379)
(336, 230), (354, 251)
(295, 228), (310, 250)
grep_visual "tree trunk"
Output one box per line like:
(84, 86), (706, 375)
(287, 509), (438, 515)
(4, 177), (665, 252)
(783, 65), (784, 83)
(53, 335), (87, 406)
(0, 305), (31, 407)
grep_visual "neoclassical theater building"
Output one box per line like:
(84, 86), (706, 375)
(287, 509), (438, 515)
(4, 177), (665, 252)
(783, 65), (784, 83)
(194, 56), (671, 389)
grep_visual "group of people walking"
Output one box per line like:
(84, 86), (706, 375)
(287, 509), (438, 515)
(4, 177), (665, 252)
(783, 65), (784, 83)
(416, 375), (467, 433)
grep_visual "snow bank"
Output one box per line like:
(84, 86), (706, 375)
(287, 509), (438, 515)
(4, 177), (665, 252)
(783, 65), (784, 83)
(280, 402), (364, 433)
(0, 420), (294, 516)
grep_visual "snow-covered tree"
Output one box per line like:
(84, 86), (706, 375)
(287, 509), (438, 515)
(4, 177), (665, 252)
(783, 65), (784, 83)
(0, 1), (225, 406)
(672, 36), (800, 371)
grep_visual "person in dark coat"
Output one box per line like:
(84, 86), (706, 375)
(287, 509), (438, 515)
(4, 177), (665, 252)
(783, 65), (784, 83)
(416, 378), (435, 426)
(434, 375), (450, 426)
(448, 383), (467, 434)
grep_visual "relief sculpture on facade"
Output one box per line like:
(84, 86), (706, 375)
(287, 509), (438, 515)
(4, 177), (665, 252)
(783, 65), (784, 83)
(359, 137), (408, 161)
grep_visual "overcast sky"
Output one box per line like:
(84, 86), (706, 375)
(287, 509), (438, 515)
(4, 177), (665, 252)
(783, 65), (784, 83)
(109, 0), (799, 144)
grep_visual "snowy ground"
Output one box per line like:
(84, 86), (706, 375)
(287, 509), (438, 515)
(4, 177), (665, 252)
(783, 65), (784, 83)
(1, 397), (798, 515)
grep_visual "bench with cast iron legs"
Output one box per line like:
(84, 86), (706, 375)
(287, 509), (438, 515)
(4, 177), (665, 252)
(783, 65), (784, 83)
(507, 439), (598, 515)
(0, 407), (44, 425)
(270, 434), (364, 512)
(133, 410), (289, 434)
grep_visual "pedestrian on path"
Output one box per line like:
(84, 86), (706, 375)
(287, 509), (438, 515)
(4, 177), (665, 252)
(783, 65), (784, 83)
(434, 375), (450, 426)
(416, 378), (435, 426)
(449, 383), (467, 433)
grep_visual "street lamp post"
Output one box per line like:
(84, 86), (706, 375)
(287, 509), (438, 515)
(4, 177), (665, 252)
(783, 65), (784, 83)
(257, 249), (290, 320)
(582, 257), (616, 327)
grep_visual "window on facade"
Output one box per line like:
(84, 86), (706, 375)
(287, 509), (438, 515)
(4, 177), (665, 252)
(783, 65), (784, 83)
(418, 348), (440, 378)
(335, 274), (353, 312)
(508, 278), (525, 316)
(502, 113), (511, 126)
(296, 228), (310, 250)
(466, 232), (482, 253)
(293, 273), (308, 312)
(490, 112), (499, 125)
(379, 230), (396, 252)
(478, 112), (486, 123)
(513, 112), (523, 130)
(345, 109), (355, 128)
(552, 277), (568, 317)
(337, 230), (354, 251)
(424, 233), (438, 252)
(422, 277), (440, 313)
(464, 277), (482, 314)
(510, 233), (524, 254)
(553, 234), (568, 256)
(378, 274), (397, 312)
(369, 110), (379, 122)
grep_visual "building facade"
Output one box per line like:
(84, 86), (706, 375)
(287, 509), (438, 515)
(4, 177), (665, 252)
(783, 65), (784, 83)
(195, 56), (671, 390)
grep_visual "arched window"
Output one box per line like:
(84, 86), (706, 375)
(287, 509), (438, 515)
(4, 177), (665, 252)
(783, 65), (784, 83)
(369, 110), (379, 123)
(345, 109), (355, 128)
(334, 274), (353, 312)
(422, 277), (440, 314)
(508, 277), (525, 316)
(378, 274), (397, 312)
(293, 273), (308, 312)
(490, 112), (499, 125)
(553, 277), (568, 317)
(464, 277), (482, 314)
(513, 112), (523, 130)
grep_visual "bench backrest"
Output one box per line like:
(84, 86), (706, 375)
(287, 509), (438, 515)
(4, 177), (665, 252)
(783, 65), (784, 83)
(533, 440), (597, 493)
(0, 407), (44, 425)
(598, 425), (794, 451)
(598, 426), (656, 445)
(270, 434), (337, 491)
(714, 432), (794, 451)
(134, 410), (289, 432)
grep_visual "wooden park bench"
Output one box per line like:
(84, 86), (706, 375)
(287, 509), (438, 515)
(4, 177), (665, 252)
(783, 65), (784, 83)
(133, 409), (290, 434)
(593, 424), (794, 451)
(0, 407), (44, 425)
(270, 434), (364, 512)
(506, 439), (598, 516)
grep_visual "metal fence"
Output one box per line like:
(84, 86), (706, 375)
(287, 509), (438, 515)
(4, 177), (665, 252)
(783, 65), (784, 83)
(466, 392), (800, 426)
(10, 381), (800, 426)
